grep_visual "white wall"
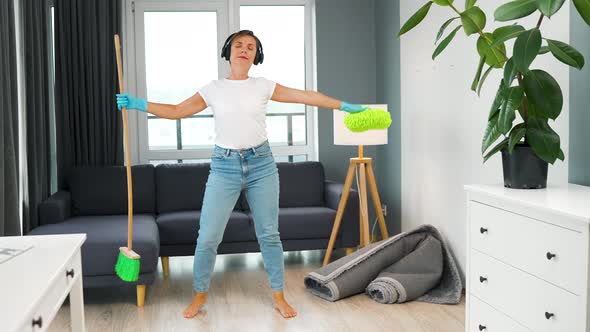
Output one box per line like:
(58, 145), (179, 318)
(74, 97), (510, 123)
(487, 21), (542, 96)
(400, 2), (570, 282)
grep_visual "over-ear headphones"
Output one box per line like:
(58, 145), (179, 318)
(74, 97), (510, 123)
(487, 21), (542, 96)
(221, 30), (264, 65)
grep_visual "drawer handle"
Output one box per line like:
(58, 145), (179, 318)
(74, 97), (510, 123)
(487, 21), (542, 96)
(546, 252), (556, 260)
(545, 312), (554, 320)
(478, 324), (487, 331)
(480, 227), (488, 234)
(479, 276), (488, 283)
(32, 316), (43, 328)
(66, 268), (75, 278)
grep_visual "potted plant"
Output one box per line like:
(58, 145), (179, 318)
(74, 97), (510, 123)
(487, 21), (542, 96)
(399, 0), (590, 188)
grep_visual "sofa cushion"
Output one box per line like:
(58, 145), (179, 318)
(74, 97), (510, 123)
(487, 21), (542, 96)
(276, 162), (325, 208)
(27, 214), (159, 276)
(247, 206), (337, 240)
(156, 210), (256, 245)
(66, 165), (156, 216)
(155, 163), (242, 213)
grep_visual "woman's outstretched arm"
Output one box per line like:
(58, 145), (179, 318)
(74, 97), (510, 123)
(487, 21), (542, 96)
(116, 92), (208, 120)
(270, 83), (367, 113)
(270, 83), (343, 109)
(147, 92), (208, 120)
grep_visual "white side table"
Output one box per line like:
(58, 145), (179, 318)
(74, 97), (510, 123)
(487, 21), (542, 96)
(0, 233), (86, 332)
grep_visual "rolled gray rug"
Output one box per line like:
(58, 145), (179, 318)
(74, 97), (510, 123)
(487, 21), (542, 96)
(304, 224), (462, 304)
(365, 234), (443, 304)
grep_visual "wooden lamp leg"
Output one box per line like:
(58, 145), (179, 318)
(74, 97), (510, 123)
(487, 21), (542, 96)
(359, 167), (364, 247)
(358, 163), (370, 247)
(366, 163), (389, 239)
(323, 162), (356, 267)
(357, 146), (365, 247)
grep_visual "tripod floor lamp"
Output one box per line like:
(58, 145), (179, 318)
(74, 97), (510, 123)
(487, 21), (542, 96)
(323, 104), (390, 266)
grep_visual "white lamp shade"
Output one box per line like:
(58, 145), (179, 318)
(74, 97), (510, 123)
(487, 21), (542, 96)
(333, 104), (389, 146)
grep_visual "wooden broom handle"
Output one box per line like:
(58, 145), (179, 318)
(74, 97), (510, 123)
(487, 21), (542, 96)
(114, 34), (134, 250)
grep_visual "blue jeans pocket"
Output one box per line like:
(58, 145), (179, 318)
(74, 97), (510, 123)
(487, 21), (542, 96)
(211, 150), (226, 160)
(254, 146), (272, 158)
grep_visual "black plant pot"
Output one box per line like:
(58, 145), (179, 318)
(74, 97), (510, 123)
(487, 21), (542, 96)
(501, 144), (548, 189)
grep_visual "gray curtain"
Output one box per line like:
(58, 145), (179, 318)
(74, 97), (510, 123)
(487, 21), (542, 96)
(23, 0), (52, 233)
(54, 0), (123, 190)
(1, 0), (21, 236)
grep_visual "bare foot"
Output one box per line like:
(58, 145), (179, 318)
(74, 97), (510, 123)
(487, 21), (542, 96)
(183, 292), (208, 318)
(272, 291), (297, 318)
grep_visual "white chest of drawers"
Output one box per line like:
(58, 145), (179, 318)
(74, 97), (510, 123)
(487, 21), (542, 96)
(465, 184), (590, 332)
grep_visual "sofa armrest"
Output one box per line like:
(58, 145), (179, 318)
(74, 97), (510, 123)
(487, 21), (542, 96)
(38, 191), (72, 225)
(324, 180), (360, 248)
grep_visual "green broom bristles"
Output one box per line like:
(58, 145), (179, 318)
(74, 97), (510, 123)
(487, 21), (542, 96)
(115, 250), (140, 282)
(344, 108), (392, 133)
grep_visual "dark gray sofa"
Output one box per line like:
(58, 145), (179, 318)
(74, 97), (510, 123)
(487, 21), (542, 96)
(30, 161), (360, 306)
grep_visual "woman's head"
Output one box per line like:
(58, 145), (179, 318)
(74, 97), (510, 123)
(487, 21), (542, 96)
(221, 30), (264, 67)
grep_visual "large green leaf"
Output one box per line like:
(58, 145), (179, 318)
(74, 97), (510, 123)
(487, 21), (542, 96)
(573, 0), (590, 25)
(498, 86), (525, 134)
(513, 28), (541, 72)
(489, 25), (526, 49)
(526, 117), (561, 164)
(536, 0), (566, 17)
(523, 69), (563, 119)
(466, 0), (477, 9)
(477, 66), (494, 96)
(539, 45), (551, 54)
(489, 80), (507, 120)
(461, 6), (486, 35)
(399, 2), (434, 36)
(508, 123), (527, 153)
(495, 0), (538, 21)
(433, 26), (462, 59)
(483, 138), (509, 163)
(503, 58), (517, 85)
(478, 66), (495, 96)
(477, 33), (507, 68)
(547, 39), (585, 69)
(523, 98), (540, 119)
(436, 17), (460, 43)
(471, 56), (486, 92)
(433, 0), (454, 5)
(482, 112), (503, 153)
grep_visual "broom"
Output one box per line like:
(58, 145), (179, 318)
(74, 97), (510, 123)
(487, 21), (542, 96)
(113, 34), (141, 282)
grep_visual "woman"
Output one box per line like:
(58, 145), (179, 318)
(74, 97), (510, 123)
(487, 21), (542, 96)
(116, 30), (367, 319)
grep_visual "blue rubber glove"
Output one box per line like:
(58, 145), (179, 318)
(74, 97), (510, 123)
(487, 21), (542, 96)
(116, 93), (148, 112)
(340, 101), (368, 113)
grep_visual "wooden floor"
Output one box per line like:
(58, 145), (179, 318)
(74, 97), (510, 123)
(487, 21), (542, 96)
(49, 249), (465, 332)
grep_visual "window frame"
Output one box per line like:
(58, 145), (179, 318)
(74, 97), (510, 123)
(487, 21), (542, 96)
(122, 0), (318, 165)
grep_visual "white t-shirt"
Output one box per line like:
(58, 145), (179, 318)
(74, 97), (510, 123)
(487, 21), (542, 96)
(198, 76), (277, 149)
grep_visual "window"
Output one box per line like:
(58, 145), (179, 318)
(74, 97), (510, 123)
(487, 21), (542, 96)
(240, 5), (306, 148)
(144, 11), (218, 151)
(125, 0), (316, 165)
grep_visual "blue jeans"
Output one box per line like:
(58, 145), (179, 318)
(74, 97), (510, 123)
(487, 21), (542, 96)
(193, 140), (284, 292)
